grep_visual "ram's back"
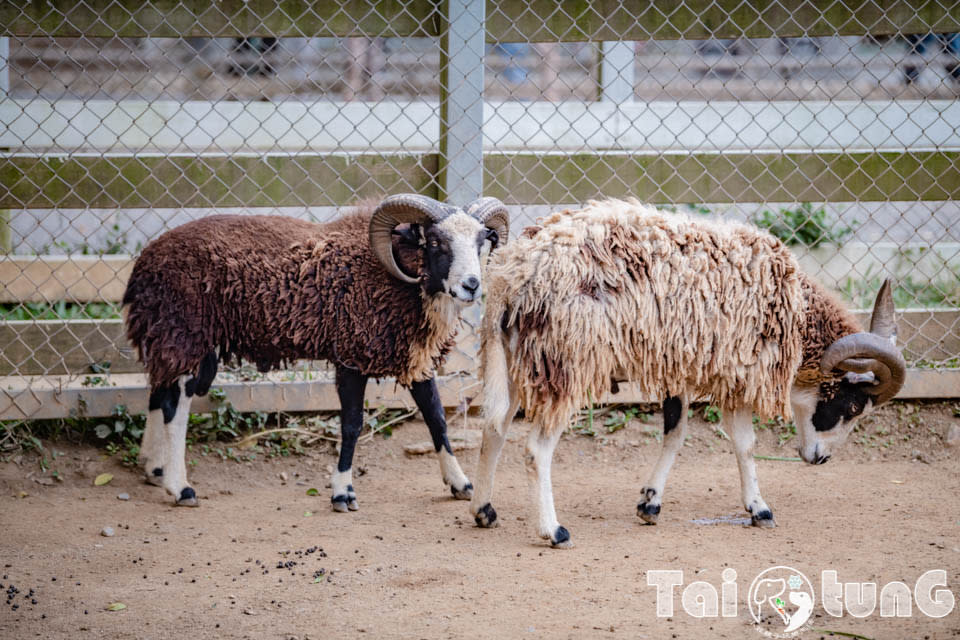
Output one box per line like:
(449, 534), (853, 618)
(485, 199), (805, 421)
(123, 215), (324, 385)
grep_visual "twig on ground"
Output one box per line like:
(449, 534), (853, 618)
(810, 629), (874, 640)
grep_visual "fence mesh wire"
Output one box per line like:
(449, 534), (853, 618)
(1, 1), (958, 424)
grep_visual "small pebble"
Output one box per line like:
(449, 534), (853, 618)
(117, 493), (130, 501)
(101, 527), (115, 537)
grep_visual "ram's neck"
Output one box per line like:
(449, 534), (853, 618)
(795, 274), (863, 385)
(401, 292), (461, 385)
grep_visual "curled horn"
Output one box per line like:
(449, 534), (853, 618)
(369, 194), (452, 283)
(465, 197), (510, 247)
(821, 279), (906, 405)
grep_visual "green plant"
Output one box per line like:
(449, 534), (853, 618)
(839, 262), (960, 309)
(0, 301), (122, 321)
(104, 439), (141, 467)
(702, 405), (722, 423)
(752, 203), (855, 248)
(570, 403), (654, 437)
(38, 223), (141, 256)
(660, 203), (714, 217)
(684, 203), (713, 216)
(777, 422), (797, 446)
(751, 414), (797, 445)
(603, 407), (640, 433)
(91, 405), (145, 467)
(187, 387), (268, 446)
(363, 406), (415, 440)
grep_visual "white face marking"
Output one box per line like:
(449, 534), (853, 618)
(436, 213), (485, 304)
(791, 384), (874, 464)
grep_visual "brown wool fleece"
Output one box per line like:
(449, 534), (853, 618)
(123, 206), (456, 390)
(483, 199), (861, 427)
(794, 275), (864, 386)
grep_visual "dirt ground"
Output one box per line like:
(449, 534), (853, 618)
(1, 402), (958, 640)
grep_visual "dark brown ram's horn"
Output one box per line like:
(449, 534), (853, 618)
(465, 197), (510, 246)
(369, 194), (453, 283)
(821, 279), (906, 405)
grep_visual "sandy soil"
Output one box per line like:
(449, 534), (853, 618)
(1, 402), (958, 639)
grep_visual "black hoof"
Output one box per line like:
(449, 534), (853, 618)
(474, 502), (498, 528)
(451, 482), (473, 500)
(176, 486), (198, 507)
(346, 485), (359, 511)
(638, 501), (660, 524)
(331, 493), (356, 513)
(750, 509), (776, 528)
(550, 526), (572, 549)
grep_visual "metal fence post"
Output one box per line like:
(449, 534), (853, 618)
(599, 41), (634, 103)
(438, 0), (485, 205)
(0, 36), (9, 253)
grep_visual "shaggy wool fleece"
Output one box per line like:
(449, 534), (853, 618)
(124, 206), (457, 389)
(795, 276), (864, 386)
(483, 199), (809, 426)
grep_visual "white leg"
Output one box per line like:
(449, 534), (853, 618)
(330, 468), (357, 512)
(525, 420), (569, 548)
(638, 395), (688, 524)
(439, 448), (471, 497)
(469, 397), (520, 528)
(730, 407), (774, 527)
(160, 377), (198, 507)
(140, 407), (165, 486)
(408, 378), (473, 500)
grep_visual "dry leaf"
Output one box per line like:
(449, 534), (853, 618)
(94, 473), (114, 486)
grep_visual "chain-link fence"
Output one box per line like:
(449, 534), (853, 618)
(1, 1), (959, 423)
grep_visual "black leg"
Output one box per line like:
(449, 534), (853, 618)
(332, 366), (368, 512)
(409, 378), (451, 453)
(409, 377), (473, 499)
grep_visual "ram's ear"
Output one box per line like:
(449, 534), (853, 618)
(391, 223), (422, 247)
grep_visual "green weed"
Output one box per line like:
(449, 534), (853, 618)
(752, 202), (855, 248)
(0, 301), (122, 321)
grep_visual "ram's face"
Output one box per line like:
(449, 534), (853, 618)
(791, 379), (878, 464)
(420, 212), (498, 304)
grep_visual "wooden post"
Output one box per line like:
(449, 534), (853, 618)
(0, 211), (10, 253)
(438, 0), (485, 205)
